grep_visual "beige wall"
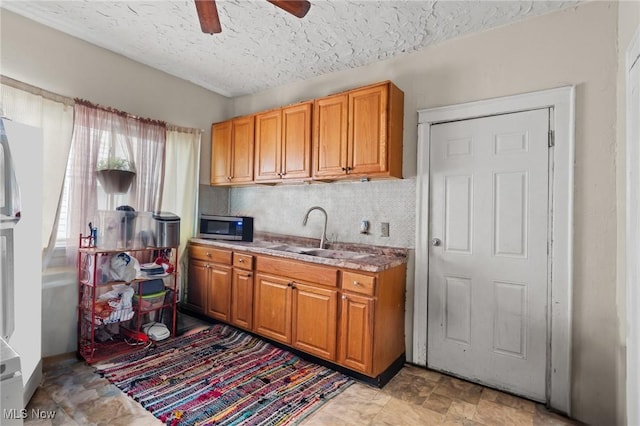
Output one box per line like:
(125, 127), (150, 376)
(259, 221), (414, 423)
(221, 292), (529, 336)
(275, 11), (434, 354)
(1, 1), (626, 424)
(230, 2), (620, 424)
(0, 9), (231, 184)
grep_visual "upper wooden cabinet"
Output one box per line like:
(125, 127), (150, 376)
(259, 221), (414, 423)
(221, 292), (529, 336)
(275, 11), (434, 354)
(313, 81), (404, 180)
(209, 80), (404, 186)
(254, 102), (312, 183)
(210, 115), (255, 185)
(311, 94), (348, 179)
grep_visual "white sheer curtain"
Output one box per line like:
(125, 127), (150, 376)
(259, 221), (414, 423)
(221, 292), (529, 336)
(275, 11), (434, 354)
(62, 102), (166, 263)
(0, 83), (74, 254)
(161, 127), (201, 296)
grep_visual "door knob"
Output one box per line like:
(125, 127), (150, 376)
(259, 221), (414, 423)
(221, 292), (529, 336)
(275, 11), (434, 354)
(431, 238), (441, 247)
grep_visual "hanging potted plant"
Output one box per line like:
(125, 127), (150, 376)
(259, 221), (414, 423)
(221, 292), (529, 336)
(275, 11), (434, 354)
(96, 157), (136, 194)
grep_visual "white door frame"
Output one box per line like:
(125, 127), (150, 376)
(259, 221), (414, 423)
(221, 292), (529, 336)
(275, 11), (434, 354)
(413, 86), (575, 415)
(626, 26), (640, 426)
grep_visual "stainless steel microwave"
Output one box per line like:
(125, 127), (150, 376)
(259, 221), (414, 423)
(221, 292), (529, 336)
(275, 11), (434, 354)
(199, 214), (253, 241)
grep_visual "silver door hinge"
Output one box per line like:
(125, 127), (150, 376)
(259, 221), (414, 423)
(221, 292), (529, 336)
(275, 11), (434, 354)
(548, 130), (555, 148)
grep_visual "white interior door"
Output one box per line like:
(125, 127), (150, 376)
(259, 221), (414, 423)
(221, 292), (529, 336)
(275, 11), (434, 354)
(427, 108), (550, 401)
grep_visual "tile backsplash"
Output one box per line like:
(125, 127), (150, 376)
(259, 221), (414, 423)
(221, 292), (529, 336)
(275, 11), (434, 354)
(227, 178), (416, 249)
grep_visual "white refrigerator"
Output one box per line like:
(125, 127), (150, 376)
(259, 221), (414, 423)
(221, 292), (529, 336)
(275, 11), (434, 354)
(0, 118), (43, 419)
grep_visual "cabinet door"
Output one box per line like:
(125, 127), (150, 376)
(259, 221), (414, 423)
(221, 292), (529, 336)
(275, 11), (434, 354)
(282, 102), (312, 180)
(254, 109), (282, 182)
(348, 84), (388, 175)
(338, 293), (373, 374)
(292, 282), (338, 361)
(231, 269), (253, 330)
(186, 259), (208, 313)
(312, 94), (348, 178)
(206, 264), (232, 321)
(231, 116), (255, 183)
(210, 121), (232, 185)
(253, 273), (292, 344)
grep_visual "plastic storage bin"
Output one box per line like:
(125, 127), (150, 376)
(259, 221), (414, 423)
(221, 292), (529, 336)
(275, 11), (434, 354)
(133, 290), (167, 311)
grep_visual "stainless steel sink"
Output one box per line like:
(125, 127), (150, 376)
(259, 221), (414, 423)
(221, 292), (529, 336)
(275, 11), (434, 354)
(298, 248), (373, 260)
(253, 242), (373, 260)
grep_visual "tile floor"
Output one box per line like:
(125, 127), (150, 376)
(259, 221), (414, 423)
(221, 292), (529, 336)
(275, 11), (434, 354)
(23, 314), (580, 426)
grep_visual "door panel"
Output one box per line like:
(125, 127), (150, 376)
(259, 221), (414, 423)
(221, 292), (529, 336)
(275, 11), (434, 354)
(206, 265), (231, 321)
(292, 283), (337, 360)
(428, 108), (549, 401)
(187, 259), (207, 313)
(230, 116), (254, 183)
(254, 109), (282, 181)
(349, 85), (387, 174)
(282, 102), (312, 179)
(231, 269), (253, 330)
(210, 121), (232, 185)
(313, 94), (348, 178)
(338, 294), (373, 374)
(253, 273), (291, 344)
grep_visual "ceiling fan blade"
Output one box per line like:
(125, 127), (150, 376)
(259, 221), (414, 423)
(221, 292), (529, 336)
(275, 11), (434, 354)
(266, 0), (311, 18)
(195, 0), (222, 34)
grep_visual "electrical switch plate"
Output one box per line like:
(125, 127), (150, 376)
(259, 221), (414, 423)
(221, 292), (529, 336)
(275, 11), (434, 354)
(381, 222), (390, 237)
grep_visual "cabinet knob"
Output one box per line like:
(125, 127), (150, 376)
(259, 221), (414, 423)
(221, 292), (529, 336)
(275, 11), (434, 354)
(205, 252), (211, 257)
(353, 281), (361, 286)
(342, 295), (348, 300)
(238, 258), (245, 262)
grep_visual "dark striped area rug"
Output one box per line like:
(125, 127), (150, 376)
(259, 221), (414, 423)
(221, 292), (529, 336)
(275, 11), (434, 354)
(95, 324), (353, 425)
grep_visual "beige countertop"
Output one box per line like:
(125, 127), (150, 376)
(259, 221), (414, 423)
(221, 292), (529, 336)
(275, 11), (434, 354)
(189, 234), (407, 273)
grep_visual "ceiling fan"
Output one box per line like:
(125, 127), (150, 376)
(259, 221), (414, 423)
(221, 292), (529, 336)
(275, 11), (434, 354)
(194, 0), (311, 34)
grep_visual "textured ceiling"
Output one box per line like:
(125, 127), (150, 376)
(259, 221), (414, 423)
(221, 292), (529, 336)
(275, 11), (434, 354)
(2, 1), (578, 97)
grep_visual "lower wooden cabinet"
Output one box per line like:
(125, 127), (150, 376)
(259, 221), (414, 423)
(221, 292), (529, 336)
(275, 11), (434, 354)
(338, 293), (373, 373)
(206, 264), (232, 321)
(186, 245), (232, 320)
(253, 273), (338, 361)
(253, 273), (292, 343)
(292, 282), (338, 360)
(186, 259), (208, 313)
(187, 242), (406, 381)
(230, 268), (254, 330)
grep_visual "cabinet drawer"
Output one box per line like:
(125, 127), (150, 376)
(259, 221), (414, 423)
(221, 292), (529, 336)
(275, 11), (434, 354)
(233, 252), (254, 270)
(189, 245), (232, 264)
(341, 271), (375, 296)
(256, 256), (338, 287)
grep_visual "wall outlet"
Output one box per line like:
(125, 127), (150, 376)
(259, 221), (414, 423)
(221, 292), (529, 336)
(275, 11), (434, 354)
(380, 222), (390, 237)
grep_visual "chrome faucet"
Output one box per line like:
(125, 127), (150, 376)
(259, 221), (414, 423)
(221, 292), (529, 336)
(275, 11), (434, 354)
(302, 206), (328, 249)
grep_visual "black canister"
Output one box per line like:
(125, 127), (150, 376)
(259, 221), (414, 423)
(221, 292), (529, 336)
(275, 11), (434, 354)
(116, 205), (137, 248)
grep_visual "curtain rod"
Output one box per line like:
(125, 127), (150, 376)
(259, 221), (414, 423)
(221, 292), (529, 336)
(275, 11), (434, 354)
(1, 74), (205, 133)
(1, 75), (75, 106)
(167, 124), (203, 134)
